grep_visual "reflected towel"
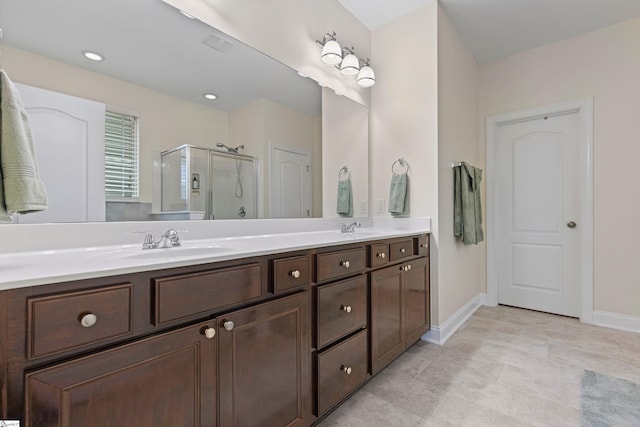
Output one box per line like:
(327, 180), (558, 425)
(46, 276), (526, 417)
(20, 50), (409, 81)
(454, 162), (483, 245)
(388, 172), (409, 216)
(336, 178), (352, 217)
(0, 70), (47, 221)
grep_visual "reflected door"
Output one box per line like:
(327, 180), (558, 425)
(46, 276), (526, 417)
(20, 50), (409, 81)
(15, 84), (105, 223)
(270, 146), (310, 218)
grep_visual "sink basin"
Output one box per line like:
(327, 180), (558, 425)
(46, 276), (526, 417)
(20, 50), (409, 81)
(120, 245), (233, 260)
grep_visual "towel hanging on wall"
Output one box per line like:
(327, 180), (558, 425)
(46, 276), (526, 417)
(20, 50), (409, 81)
(453, 162), (483, 244)
(336, 166), (352, 217)
(0, 69), (48, 222)
(388, 158), (410, 216)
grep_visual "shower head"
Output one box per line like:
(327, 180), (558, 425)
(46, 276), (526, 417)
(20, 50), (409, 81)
(216, 143), (244, 153)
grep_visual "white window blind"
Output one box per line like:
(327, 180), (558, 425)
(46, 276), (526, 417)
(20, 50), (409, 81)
(105, 110), (139, 199)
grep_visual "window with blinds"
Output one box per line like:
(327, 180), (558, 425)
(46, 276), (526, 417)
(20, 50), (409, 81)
(105, 110), (139, 199)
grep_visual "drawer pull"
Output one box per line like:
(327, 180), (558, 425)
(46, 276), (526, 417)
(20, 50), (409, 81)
(340, 304), (352, 313)
(202, 327), (216, 339)
(223, 320), (235, 331)
(78, 313), (97, 328)
(340, 365), (352, 375)
(400, 248), (406, 254)
(376, 252), (386, 259)
(339, 260), (351, 268)
(288, 269), (301, 279)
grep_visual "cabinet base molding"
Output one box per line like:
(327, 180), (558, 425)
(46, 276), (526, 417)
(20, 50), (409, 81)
(421, 293), (484, 346)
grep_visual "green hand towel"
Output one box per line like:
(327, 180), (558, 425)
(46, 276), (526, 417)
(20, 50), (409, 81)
(453, 162), (483, 245)
(388, 172), (410, 216)
(336, 178), (352, 217)
(0, 70), (48, 221)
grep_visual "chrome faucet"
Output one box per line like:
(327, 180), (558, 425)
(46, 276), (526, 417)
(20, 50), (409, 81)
(140, 229), (182, 249)
(341, 221), (361, 233)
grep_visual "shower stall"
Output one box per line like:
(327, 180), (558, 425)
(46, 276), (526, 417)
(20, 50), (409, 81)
(160, 144), (257, 220)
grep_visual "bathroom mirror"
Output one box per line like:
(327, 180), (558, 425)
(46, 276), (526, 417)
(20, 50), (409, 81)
(0, 0), (369, 222)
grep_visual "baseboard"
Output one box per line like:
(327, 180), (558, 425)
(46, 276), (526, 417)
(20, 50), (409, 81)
(592, 310), (640, 334)
(421, 293), (485, 345)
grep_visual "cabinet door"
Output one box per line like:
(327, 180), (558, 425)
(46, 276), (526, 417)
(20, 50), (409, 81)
(404, 256), (430, 345)
(370, 265), (404, 375)
(25, 321), (217, 427)
(218, 292), (311, 427)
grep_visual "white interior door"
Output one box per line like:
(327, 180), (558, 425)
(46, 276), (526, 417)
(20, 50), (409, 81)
(497, 112), (580, 317)
(270, 146), (310, 218)
(15, 84), (105, 223)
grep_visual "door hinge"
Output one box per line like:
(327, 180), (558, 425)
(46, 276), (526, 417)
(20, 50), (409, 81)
(306, 165), (310, 172)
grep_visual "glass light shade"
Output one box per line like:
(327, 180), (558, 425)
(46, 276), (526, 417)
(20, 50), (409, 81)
(340, 53), (360, 76)
(357, 65), (375, 87)
(321, 40), (342, 65)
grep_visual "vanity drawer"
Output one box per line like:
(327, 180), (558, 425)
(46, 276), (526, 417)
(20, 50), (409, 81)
(153, 263), (264, 325)
(316, 248), (366, 283)
(315, 329), (368, 416)
(316, 275), (367, 348)
(389, 239), (414, 262)
(272, 255), (310, 293)
(416, 235), (430, 256)
(28, 283), (133, 359)
(369, 243), (389, 268)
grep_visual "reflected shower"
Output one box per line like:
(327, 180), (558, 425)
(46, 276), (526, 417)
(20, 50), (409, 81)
(216, 143), (245, 153)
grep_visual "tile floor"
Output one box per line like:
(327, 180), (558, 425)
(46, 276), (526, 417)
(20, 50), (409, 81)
(318, 305), (640, 427)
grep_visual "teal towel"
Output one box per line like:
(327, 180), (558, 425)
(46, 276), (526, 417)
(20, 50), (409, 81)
(0, 70), (48, 221)
(336, 178), (352, 217)
(454, 162), (483, 245)
(388, 172), (409, 216)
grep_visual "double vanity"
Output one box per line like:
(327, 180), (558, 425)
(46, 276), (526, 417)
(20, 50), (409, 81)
(0, 219), (430, 426)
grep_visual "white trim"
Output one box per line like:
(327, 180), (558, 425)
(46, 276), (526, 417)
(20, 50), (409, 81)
(486, 98), (594, 324)
(593, 311), (640, 334)
(421, 293), (484, 345)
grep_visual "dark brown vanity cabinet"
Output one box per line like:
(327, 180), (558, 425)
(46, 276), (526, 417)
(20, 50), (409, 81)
(25, 320), (218, 427)
(370, 246), (430, 375)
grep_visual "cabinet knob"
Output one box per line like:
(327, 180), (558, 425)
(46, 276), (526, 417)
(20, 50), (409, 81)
(223, 320), (235, 331)
(202, 327), (216, 339)
(340, 304), (352, 313)
(289, 269), (301, 279)
(376, 252), (386, 259)
(406, 264), (412, 271)
(400, 248), (406, 254)
(340, 365), (352, 375)
(339, 260), (351, 268)
(420, 243), (426, 248)
(79, 312), (97, 328)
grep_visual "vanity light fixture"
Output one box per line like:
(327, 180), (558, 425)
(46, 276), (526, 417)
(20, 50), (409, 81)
(356, 59), (375, 88)
(340, 47), (359, 76)
(316, 31), (375, 87)
(203, 93), (217, 100)
(81, 50), (104, 61)
(316, 32), (342, 65)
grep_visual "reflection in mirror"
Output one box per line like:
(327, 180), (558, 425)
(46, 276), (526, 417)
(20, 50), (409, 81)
(0, 0), (334, 222)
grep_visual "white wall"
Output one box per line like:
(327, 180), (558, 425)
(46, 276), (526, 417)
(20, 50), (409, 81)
(479, 17), (640, 319)
(370, 3), (439, 319)
(437, 5), (483, 323)
(322, 88), (369, 218)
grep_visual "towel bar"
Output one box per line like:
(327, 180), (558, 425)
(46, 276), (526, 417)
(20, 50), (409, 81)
(392, 158), (410, 174)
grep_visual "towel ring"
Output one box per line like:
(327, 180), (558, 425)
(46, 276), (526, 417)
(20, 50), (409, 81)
(338, 165), (351, 179)
(391, 158), (410, 174)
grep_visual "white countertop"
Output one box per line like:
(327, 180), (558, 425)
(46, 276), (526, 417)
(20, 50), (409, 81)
(0, 217), (430, 290)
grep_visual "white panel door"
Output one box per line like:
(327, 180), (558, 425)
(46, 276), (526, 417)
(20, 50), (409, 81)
(270, 146), (310, 218)
(497, 112), (580, 317)
(15, 84), (105, 223)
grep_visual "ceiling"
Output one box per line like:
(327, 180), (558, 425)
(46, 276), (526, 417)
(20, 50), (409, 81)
(0, 0), (321, 115)
(338, 0), (640, 63)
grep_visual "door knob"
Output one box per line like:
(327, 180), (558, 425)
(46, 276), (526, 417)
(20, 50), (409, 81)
(567, 221), (577, 229)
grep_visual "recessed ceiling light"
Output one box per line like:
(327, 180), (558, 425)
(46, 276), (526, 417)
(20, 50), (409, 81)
(203, 93), (217, 100)
(179, 9), (196, 19)
(82, 50), (104, 61)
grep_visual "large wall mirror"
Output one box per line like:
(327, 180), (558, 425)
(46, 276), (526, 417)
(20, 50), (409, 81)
(0, 0), (369, 223)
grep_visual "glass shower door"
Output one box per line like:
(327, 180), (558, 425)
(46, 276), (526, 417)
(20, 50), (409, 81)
(209, 151), (257, 219)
